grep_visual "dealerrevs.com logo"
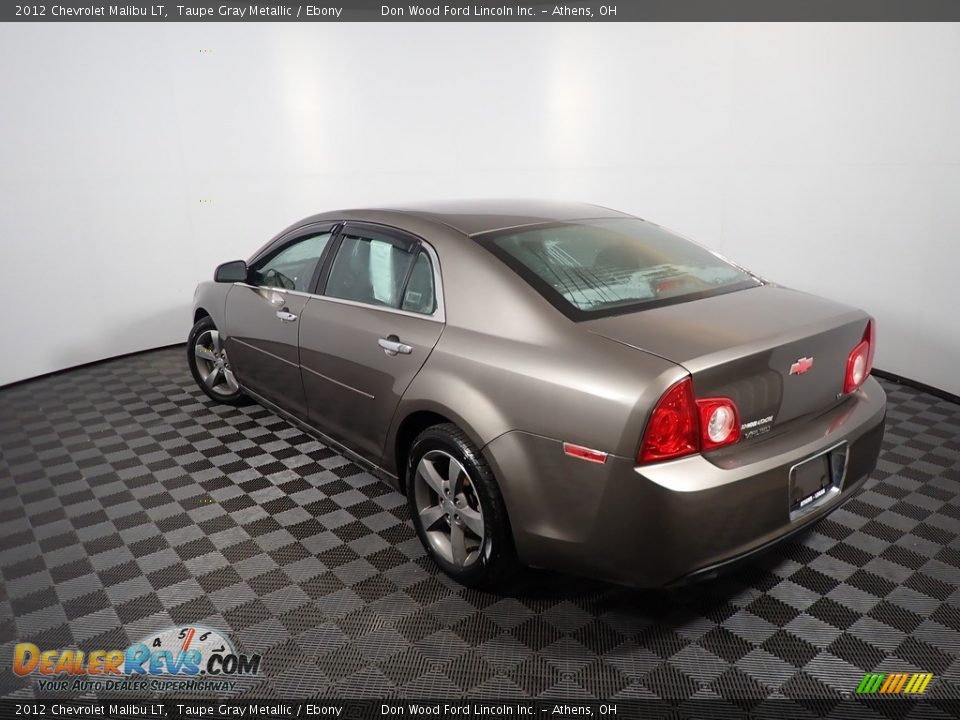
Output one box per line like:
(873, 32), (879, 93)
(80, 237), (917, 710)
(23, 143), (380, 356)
(13, 626), (261, 693)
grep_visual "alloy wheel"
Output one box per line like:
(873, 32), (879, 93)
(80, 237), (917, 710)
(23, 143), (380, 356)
(413, 449), (486, 568)
(193, 329), (239, 397)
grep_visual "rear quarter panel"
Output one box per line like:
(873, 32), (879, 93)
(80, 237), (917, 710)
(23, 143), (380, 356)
(409, 326), (682, 454)
(388, 297), (685, 477)
(385, 228), (689, 473)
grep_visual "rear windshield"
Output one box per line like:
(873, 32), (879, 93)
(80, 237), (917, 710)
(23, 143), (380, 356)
(479, 218), (760, 319)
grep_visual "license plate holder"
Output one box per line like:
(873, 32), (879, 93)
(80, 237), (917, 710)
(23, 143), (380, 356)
(789, 443), (847, 520)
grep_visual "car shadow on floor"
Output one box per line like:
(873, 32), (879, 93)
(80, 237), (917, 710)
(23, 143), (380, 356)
(471, 527), (819, 632)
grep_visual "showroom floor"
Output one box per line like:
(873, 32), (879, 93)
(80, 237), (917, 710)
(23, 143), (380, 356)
(1, 347), (959, 703)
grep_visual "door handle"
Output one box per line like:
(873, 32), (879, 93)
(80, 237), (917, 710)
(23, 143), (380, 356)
(276, 310), (298, 322)
(378, 337), (413, 356)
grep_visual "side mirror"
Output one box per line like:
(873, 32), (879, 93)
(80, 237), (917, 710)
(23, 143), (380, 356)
(214, 260), (247, 283)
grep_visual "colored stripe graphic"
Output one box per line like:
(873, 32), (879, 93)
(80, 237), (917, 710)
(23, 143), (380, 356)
(879, 673), (899, 693)
(856, 672), (932, 695)
(904, 673), (933, 694)
(856, 673), (886, 694)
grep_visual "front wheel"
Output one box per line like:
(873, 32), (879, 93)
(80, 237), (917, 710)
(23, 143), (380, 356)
(187, 316), (252, 406)
(406, 423), (519, 589)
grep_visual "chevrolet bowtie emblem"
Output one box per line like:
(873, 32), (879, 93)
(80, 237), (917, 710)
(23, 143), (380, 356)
(790, 357), (814, 375)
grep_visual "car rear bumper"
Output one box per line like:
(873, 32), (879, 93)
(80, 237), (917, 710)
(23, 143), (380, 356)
(484, 376), (887, 588)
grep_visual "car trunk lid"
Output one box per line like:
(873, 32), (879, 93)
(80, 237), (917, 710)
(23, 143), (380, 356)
(583, 285), (871, 438)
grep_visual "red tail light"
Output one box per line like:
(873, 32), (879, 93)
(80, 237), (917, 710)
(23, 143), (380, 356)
(638, 378), (698, 463)
(865, 318), (876, 377)
(638, 377), (740, 463)
(844, 319), (875, 394)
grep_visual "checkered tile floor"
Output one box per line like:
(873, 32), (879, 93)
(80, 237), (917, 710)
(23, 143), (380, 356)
(1, 347), (959, 702)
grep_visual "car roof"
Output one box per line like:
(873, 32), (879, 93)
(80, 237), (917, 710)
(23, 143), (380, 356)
(357, 199), (634, 237)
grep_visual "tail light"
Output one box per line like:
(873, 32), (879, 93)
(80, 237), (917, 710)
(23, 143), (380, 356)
(638, 378), (698, 463)
(696, 397), (741, 451)
(638, 377), (740, 463)
(844, 319), (875, 394)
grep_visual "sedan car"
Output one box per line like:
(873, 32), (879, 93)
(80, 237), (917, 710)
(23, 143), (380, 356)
(188, 200), (886, 588)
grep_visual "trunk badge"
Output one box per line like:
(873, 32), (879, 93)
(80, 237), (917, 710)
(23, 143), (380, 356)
(790, 357), (814, 375)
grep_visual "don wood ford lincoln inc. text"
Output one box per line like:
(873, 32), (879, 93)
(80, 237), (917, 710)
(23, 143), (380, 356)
(380, 704), (619, 716)
(382, 4), (619, 16)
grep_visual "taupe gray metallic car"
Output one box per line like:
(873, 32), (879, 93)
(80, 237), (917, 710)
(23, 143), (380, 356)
(188, 200), (886, 588)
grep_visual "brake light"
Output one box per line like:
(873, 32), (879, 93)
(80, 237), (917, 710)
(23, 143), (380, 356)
(638, 378), (699, 463)
(638, 377), (742, 464)
(844, 319), (875, 394)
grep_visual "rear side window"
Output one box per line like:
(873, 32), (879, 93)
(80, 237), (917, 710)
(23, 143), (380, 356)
(325, 228), (436, 314)
(401, 252), (436, 314)
(480, 218), (759, 319)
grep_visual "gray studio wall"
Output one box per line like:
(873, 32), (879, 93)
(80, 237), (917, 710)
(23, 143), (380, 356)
(1, 23), (957, 394)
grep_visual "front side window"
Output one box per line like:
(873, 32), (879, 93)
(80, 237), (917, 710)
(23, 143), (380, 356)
(326, 230), (435, 313)
(250, 232), (332, 292)
(480, 218), (759, 318)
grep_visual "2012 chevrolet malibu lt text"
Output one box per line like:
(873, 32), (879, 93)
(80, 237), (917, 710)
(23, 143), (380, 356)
(188, 200), (886, 588)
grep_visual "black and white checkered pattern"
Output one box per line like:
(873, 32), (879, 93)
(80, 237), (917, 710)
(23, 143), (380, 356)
(1, 347), (958, 702)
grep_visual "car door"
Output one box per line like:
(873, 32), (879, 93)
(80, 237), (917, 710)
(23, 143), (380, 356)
(224, 224), (336, 419)
(299, 222), (445, 463)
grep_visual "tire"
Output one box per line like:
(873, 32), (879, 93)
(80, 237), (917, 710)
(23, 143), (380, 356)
(187, 316), (253, 406)
(406, 423), (519, 589)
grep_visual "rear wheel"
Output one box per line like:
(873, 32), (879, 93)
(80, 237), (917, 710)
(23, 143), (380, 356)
(406, 423), (518, 589)
(187, 316), (252, 406)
